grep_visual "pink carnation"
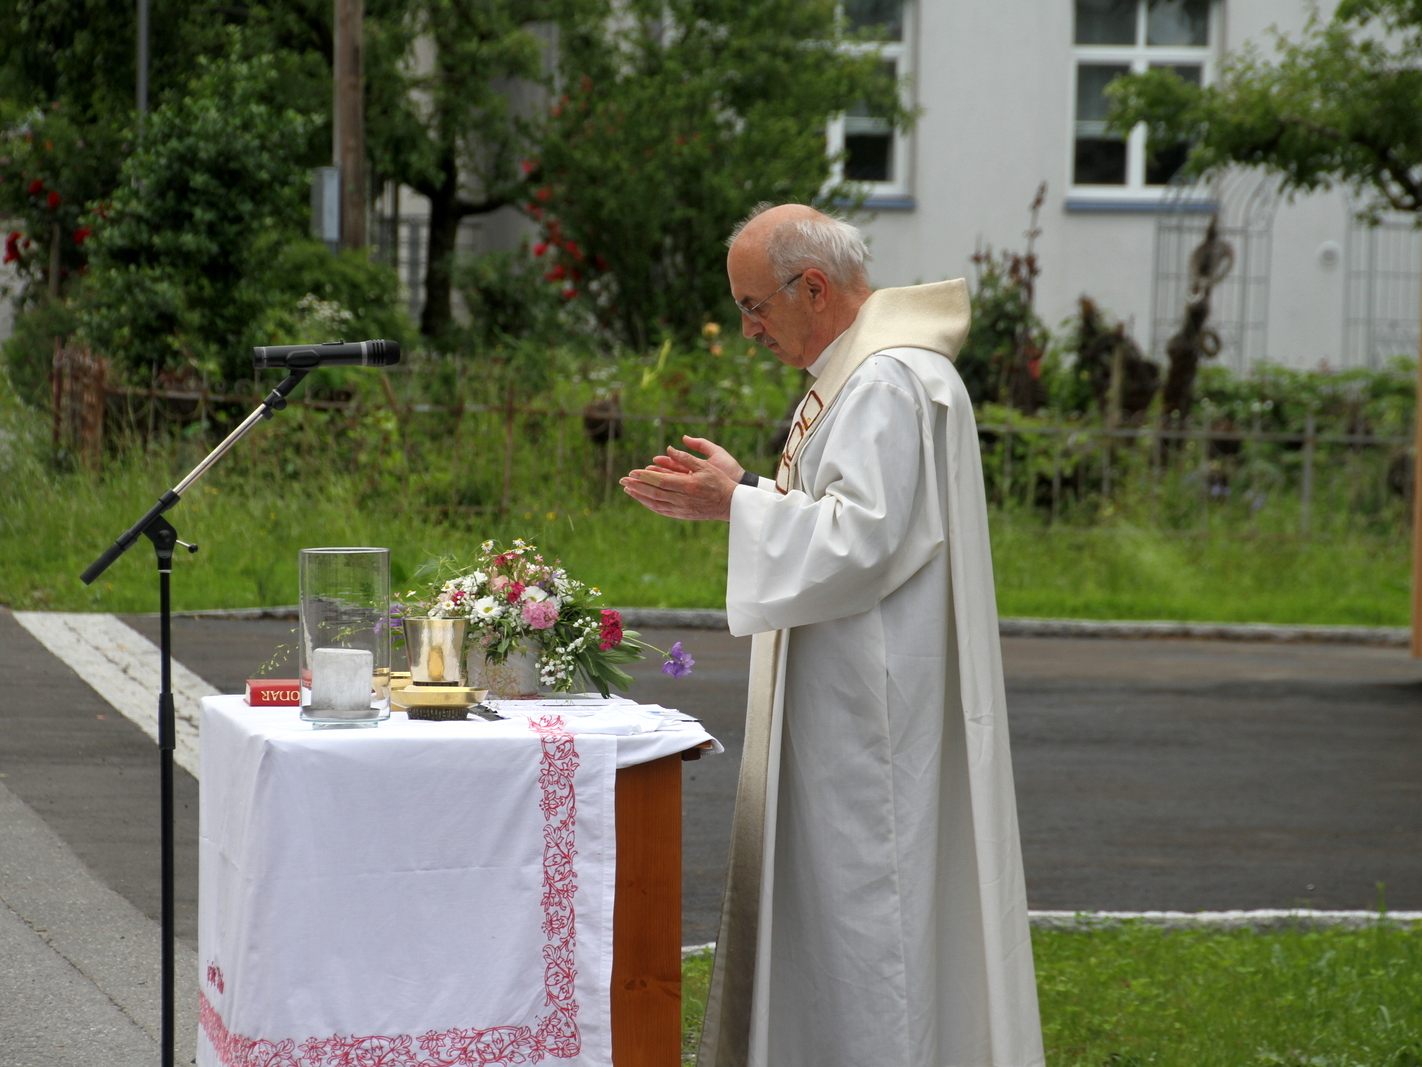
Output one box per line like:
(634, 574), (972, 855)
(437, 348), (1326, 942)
(598, 609), (623, 652)
(521, 599), (559, 630)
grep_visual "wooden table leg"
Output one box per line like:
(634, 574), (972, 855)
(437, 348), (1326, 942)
(612, 754), (683, 1065)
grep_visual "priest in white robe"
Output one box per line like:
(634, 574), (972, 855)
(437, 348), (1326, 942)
(621, 203), (1044, 1067)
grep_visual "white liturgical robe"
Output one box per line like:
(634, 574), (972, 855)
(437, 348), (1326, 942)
(700, 281), (1044, 1067)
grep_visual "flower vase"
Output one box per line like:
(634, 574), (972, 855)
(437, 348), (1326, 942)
(402, 617), (469, 685)
(469, 644), (542, 699)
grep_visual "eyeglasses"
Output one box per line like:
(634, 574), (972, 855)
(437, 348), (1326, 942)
(735, 272), (804, 320)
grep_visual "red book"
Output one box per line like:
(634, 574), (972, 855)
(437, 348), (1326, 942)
(245, 678), (301, 706)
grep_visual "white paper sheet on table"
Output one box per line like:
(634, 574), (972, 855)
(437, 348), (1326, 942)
(492, 699), (667, 735)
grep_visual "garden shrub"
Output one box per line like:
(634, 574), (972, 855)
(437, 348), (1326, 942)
(77, 47), (316, 385)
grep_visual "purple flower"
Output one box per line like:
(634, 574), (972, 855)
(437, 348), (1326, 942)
(375, 602), (406, 638)
(660, 641), (694, 679)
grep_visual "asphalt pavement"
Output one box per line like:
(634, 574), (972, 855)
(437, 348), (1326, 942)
(1, 607), (1419, 1065)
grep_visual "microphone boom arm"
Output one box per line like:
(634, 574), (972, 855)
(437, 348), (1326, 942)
(81, 369), (311, 584)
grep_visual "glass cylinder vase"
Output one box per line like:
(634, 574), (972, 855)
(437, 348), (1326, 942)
(298, 547), (391, 723)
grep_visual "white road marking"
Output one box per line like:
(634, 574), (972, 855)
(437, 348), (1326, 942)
(13, 611), (214, 778)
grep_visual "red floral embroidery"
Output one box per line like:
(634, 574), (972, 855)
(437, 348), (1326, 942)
(199, 716), (583, 1065)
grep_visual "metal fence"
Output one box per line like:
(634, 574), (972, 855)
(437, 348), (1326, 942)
(96, 380), (1415, 536)
(979, 416), (1413, 535)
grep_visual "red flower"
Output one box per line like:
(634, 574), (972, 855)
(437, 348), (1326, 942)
(598, 609), (623, 652)
(561, 287), (577, 300)
(26, 178), (44, 197)
(72, 226), (91, 246)
(506, 581), (525, 604)
(532, 241), (548, 258)
(533, 185), (553, 203)
(46, 189), (61, 210)
(593, 255), (609, 272)
(564, 239), (583, 261)
(520, 158), (537, 176)
(544, 263), (567, 282)
(3, 231), (21, 264)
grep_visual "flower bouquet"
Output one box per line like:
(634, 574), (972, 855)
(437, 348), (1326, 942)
(399, 538), (692, 698)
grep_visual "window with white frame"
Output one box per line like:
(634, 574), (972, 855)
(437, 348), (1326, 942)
(1071, 0), (1214, 198)
(828, 0), (913, 201)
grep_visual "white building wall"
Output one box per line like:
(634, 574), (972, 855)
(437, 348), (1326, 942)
(857, 0), (1392, 372)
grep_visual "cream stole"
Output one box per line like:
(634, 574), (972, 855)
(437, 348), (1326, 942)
(774, 278), (972, 493)
(700, 279), (972, 1067)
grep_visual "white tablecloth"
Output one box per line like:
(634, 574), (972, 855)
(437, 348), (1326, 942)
(196, 694), (718, 1067)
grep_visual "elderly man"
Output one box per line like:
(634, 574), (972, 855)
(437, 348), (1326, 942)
(621, 203), (1044, 1067)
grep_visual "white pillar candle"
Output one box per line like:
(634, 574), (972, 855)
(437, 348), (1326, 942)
(309, 647), (374, 718)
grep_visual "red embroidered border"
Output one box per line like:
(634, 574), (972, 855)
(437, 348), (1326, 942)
(198, 715), (583, 1066)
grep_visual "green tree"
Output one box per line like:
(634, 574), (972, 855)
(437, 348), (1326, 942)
(528, 0), (908, 348)
(365, 1), (584, 342)
(0, 2), (337, 367)
(76, 50), (318, 382)
(1105, 1), (1422, 218)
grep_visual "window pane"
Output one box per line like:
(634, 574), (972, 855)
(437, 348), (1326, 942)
(1075, 0), (1137, 45)
(1074, 139), (1128, 184)
(1144, 140), (1190, 185)
(1076, 63), (1129, 123)
(1144, 64), (1200, 184)
(844, 0), (903, 40)
(1075, 63), (1129, 185)
(1152, 62), (1202, 86)
(845, 131), (893, 182)
(1146, 0), (1208, 46)
(843, 56), (897, 184)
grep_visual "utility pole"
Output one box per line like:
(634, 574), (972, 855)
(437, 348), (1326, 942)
(1413, 276), (1421, 657)
(136, 0), (149, 134)
(333, 0), (367, 250)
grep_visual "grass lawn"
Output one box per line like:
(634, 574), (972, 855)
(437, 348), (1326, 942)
(0, 441), (1410, 626)
(680, 919), (1422, 1066)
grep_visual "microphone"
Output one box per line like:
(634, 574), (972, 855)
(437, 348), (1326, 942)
(252, 339), (401, 369)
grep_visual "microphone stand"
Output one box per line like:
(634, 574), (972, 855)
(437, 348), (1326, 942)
(81, 368), (310, 1066)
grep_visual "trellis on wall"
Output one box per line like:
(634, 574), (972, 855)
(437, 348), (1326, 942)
(1344, 206), (1421, 370)
(1150, 169), (1281, 373)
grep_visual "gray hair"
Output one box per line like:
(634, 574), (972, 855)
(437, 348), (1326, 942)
(727, 202), (871, 289)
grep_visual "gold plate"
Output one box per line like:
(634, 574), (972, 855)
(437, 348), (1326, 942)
(395, 685), (488, 709)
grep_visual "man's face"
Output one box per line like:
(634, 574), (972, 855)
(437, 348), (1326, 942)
(726, 243), (817, 370)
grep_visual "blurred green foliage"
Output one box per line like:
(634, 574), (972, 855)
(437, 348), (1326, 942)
(1108, 0), (1422, 219)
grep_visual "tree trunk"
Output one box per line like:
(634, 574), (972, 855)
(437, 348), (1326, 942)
(420, 161), (463, 340)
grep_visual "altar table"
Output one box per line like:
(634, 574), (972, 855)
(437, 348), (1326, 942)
(196, 694), (719, 1067)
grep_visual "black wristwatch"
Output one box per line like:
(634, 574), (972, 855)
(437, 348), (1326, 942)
(738, 470), (759, 487)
